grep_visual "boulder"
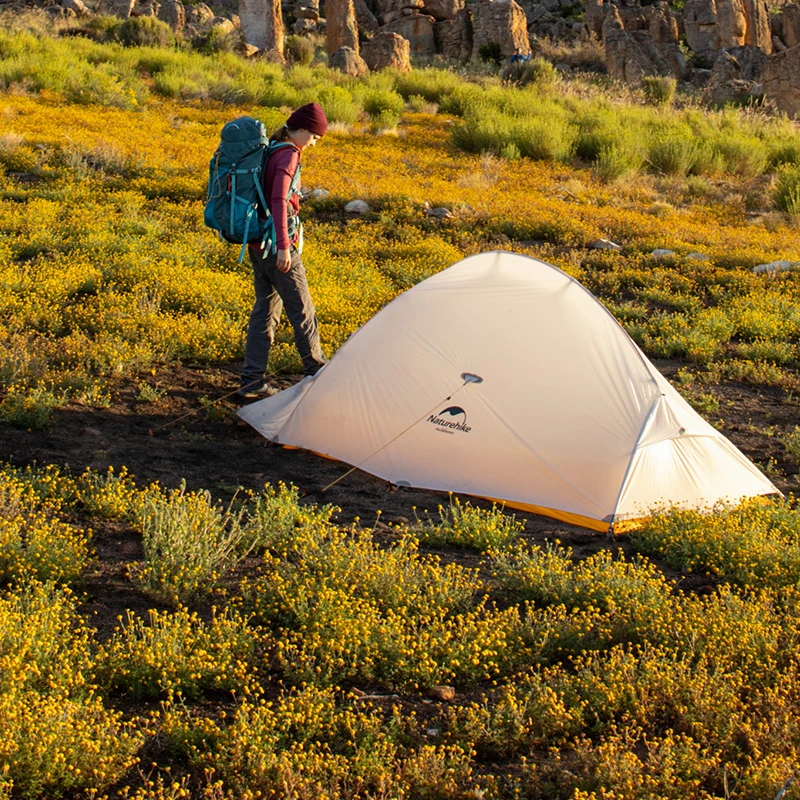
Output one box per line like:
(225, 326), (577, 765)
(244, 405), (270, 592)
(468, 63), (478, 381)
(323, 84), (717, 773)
(763, 42), (800, 115)
(434, 8), (472, 59)
(132, 2), (159, 16)
(104, 0), (135, 18)
(423, 0), (463, 20)
(293, 17), (319, 32)
(327, 0), (360, 54)
(603, 7), (678, 80)
(643, 0), (679, 43)
(381, 12), (437, 54)
(724, 44), (767, 79)
(753, 259), (800, 273)
(329, 46), (370, 74)
(706, 50), (754, 104)
(375, 0), (423, 23)
(683, 0), (771, 57)
(470, 0), (530, 59)
(589, 238), (622, 250)
(362, 31), (412, 70)
(188, 2), (215, 25)
(783, 3), (800, 48)
(354, 0), (381, 32)
(345, 199), (372, 213)
(240, 0), (284, 55)
(583, 0), (605, 38)
(157, 0), (185, 29)
(61, 0), (90, 15)
(295, 0), (319, 19)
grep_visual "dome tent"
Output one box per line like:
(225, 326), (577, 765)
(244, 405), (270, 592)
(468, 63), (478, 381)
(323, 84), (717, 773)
(238, 251), (779, 533)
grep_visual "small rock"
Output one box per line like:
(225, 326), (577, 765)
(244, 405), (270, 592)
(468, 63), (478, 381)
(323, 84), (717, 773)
(345, 199), (371, 214)
(651, 248), (676, 259)
(753, 259), (799, 274)
(426, 206), (453, 219)
(310, 188), (330, 200)
(426, 727), (441, 737)
(589, 238), (622, 251)
(428, 685), (456, 702)
(85, 427), (102, 436)
(394, 516), (409, 524)
(685, 252), (710, 261)
(241, 43), (260, 57)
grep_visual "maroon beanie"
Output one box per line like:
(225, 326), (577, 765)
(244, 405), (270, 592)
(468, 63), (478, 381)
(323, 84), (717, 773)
(286, 102), (328, 137)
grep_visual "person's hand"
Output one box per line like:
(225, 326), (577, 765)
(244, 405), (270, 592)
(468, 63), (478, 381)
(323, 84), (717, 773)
(276, 248), (291, 273)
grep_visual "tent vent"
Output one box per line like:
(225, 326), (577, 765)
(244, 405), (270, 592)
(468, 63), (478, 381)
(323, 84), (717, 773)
(461, 373), (483, 384)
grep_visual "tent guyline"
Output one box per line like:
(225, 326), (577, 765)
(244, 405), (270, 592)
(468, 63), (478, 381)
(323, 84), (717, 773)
(320, 372), (484, 494)
(238, 251), (779, 534)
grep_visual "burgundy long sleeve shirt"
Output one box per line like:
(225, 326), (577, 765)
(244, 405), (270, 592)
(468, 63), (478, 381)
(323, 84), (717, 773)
(263, 143), (301, 251)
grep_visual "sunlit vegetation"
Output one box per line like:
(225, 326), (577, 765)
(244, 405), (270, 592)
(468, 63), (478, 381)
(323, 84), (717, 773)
(4, 462), (800, 797)
(4, 16), (800, 798)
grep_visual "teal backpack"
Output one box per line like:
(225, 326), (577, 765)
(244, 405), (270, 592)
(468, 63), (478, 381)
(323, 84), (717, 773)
(204, 116), (302, 262)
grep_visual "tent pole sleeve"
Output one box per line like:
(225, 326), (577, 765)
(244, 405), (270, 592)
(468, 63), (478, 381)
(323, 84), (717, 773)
(608, 392), (665, 529)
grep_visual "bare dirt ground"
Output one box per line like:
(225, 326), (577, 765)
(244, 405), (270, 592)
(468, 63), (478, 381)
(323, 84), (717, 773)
(1, 358), (798, 635)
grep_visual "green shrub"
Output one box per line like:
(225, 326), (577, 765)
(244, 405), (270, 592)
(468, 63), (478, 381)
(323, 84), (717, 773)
(412, 496), (524, 551)
(284, 34), (315, 66)
(641, 75), (676, 106)
(132, 483), (255, 606)
(502, 58), (557, 88)
(393, 67), (464, 103)
(79, 14), (122, 42)
(117, 16), (175, 48)
(439, 83), (486, 117)
(478, 42), (503, 66)
(362, 87), (405, 119)
(317, 84), (361, 124)
(647, 132), (696, 176)
(774, 164), (800, 213)
(596, 141), (644, 182)
(192, 25), (239, 55)
(513, 115), (578, 162)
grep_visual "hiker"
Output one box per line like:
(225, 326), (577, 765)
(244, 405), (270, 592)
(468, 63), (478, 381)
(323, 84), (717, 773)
(238, 102), (329, 399)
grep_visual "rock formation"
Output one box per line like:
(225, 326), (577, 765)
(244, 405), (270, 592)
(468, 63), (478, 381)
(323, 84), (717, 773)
(763, 43), (800, 114)
(706, 49), (757, 103)
(292, 0), (321, 33)
(381, 13), (437, 55)
(782, 3), (800, 47)
(354, 0), (380, 32)
(157, 0), (185, 29)
(361, 30), (412, 70)
(602, 6), (679, 80)
(240, 0), (284, 56)
(470, 0), (530, 59)
(327, 0), (360, 54)
(329, 45), (370, 74)
(601, 3), (685, 80)
(683, 0), (771, 57)
(434, 8), (473, 59)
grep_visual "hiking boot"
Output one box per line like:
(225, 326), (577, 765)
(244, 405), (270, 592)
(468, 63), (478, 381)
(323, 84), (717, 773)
(237, 382), (278, 400)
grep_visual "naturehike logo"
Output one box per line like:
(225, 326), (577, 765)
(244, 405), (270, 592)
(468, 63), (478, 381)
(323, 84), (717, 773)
(427, 406), (472, 435)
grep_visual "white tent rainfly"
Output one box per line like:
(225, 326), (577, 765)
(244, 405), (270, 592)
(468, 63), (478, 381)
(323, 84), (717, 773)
(238, 251), (779, 533)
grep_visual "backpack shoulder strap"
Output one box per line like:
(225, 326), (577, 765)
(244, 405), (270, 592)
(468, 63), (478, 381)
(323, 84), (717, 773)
(265, 141), (302, 201)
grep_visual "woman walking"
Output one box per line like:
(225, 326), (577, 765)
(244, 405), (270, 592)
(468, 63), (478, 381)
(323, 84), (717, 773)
(238, 102), (328, 399)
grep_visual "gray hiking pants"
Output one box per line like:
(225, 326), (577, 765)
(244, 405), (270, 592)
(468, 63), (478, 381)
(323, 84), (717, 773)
(241, 246), (326, 387)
